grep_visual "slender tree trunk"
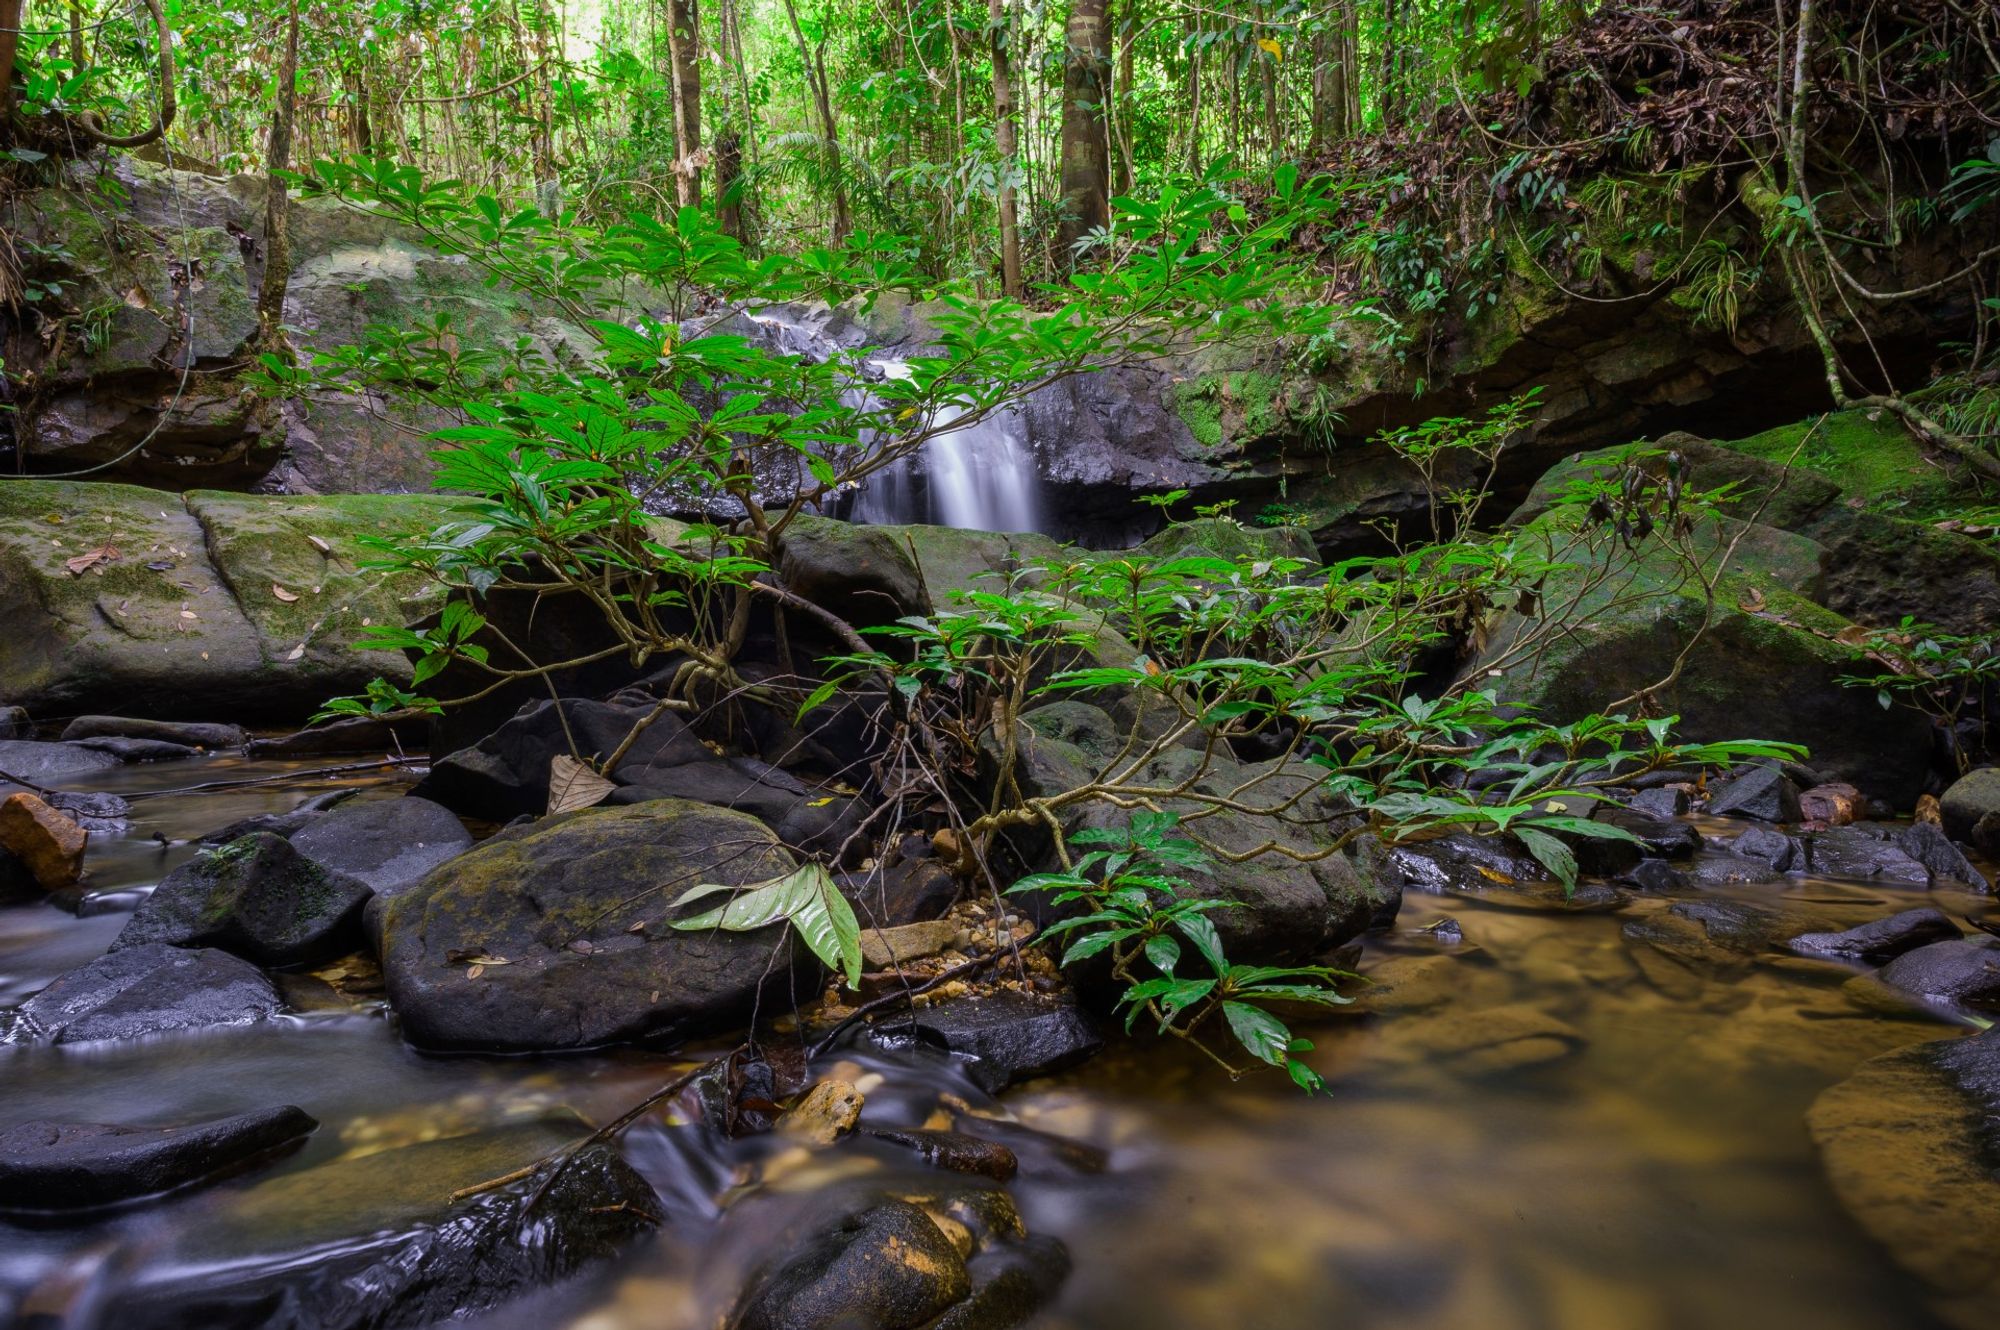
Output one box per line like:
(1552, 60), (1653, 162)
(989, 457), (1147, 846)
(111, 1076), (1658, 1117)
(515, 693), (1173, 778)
(716, 128), (744, 237)
(258, 0), (301, 352)
(1113, 0), (1136, 193)
(1261, 46), (1280, 160)
(990, 0), (1024, 297)
(666, 0), (703, 207)
(0, 0), (23, 128)
(1056, 0), (1111, 260)
(780, 0), (851, 240)
(1186, 12), (1203, 174)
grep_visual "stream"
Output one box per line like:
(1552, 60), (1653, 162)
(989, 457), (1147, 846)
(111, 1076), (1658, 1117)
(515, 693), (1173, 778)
(4, 755), (1994, 1329)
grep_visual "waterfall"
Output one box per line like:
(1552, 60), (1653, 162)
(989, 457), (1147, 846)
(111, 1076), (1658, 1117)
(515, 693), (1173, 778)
(745, 311), (1048, 534)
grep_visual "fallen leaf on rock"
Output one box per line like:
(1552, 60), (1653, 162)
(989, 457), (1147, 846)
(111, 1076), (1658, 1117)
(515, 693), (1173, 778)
(285, 644), (306, 661)
(272, 584), (300, 602)
(1738, 587), (1766, 611)
(178, 610), (197, 620)
(307, 535), (332, 554)
(547, 755), (615, 815)
(446, 948), (512, 965)
(466, 964), (485, 980)
(63, 545), (119, 576)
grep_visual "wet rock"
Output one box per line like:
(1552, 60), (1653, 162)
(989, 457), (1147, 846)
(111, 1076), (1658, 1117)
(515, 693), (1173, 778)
(290, 795), (470, 897)
(731, 1196), (973, 1330)
(1873, 940), (2000, 1014)
(609, 758), (869, 858)
(996, 702), (1396, 965)
(1802, 825), (1931, 885)
(379, 800), (816, 1052)
(1896, 821), (1989, 891)
(1787, 908), (1963, 964)
(1594, 805), (1701, 858)
(411, 696), (713, 821)
(777, 514), (930, 629)
(1389, 833), (1549, 893)
(0, 1106), (316, 1211)
(1798, 781), (1864, 825)
(1940, 767), (2000, 841)
(60, 715), (250, 749)
(1679, 853), (1791, 889)
(198, 789), (357, 846)
(778, 1080), (865, 1146)
(68, 735), (202, 762)
(248, 714), (427, 757)
(36, 789), (130, 833)
(114, 832), (372, 968)
(1808, 1030), (2000, 1326)
(0, 847), (36, 897)
(865, 1128), (1019, 1182)
(0, 738), (120, 786)
(1616, 859), (1688, 892)
(861, 921), (959, 970)
(1706, 765), (1803, 823)
(870, 994), (1103, 1093)
(1626, 787), (1690, 819)
(842, 848), (961, 929)
(103, 1116), (656, 1330)
(0, 705), (28, 740)
(1729, 825), (1805, 872)
(0, 791), (88, 888)
(9, 944), (283, 1045)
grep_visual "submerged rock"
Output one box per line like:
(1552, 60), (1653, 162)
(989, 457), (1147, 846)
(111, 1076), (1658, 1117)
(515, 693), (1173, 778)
(1808, 1029), (2000, 1329)
(114, 832), (372, 968)
(0, 738), (120, 787)
(865, 994), (1103, 1093)
(0, 1106), (316, 1211)
(99, 1117), (656, 1330)
(379, 800), (817, 1051)
(66, 735), (198, 762)
(1802, 825), (1931, 885)
(9, 944), (283, 1045)
(864, 1128), (1020, 1182)
(1787, 908), (1963, 964)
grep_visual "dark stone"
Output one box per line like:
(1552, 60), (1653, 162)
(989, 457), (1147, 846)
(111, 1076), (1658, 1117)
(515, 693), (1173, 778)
(198, 789), (357, 846)
(0, 1106), (316, 1211)
(777, 514), (929, 630)
(0, 846), (36, 897)
(114, 832), (373, 967)
(379, 800), (818, 1052)
(102, 1117), (657, 1330)
(1627, 786), (1690, 819)
(1802, 826), (1931, 885)
(1617, 859), (1688, 892)
(0, 705), (29, 740)
(37, 789), (129, 833)
(1706, 765), (1802, 823)
(60, 715), (249, 749)
(1595, 805), (1701, 858)
(841, 847), (961, 928)
(1668, 899), (1831, 954)
(9, 944), (283, 1045)
(1895, 821), (1989, 891)
(0, 738), (120, 786)
(1874, 940), (2000, 1013)
(1729, 826), (1805, 872)
(1940, 767), (2000, 841)
(932, 1235), (1073, 1330)
(1390, 833), (1550, 892)
(864, 1128), (1019, 1181)
(412, 697), (713, 821)
(67, 735), (199, 762)
(608, 758), (868, 858)
(870, 994), (1103, 1093)
(1788, 908), (1963, 964)
(290, 795), (471, 897)
(731, 1197), (972, 1330)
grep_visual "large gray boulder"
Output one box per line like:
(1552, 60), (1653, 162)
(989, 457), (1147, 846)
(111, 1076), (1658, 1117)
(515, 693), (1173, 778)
(379, 800), (820, 1051)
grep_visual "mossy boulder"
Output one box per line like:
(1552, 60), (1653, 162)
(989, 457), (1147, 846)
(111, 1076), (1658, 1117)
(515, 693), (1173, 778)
(991, 701), (1397, 966)
(1133, 516), (1319, 565)
(379, 800), (819, 1052)
(1463, 509), (1935, 803)
(113, 832), (373, 967)
(0, 480), (454, 720)
(873, 523), (1067, 603)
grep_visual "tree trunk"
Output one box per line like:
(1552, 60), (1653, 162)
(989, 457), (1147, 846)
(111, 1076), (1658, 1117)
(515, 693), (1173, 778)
(258, 0), (301, 353)
(666, 0), (702, 207)
(0, 0), (22, 128)
(780, 0), (851, 241)
(716, 128), (744, 238)
(1112, 0), (1136, 193)
(990, 0), (1024, 297)
(1056, 0), (1111, 260)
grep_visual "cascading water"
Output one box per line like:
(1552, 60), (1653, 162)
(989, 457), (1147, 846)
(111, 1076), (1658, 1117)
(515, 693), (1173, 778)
(746, 311), (1048, 534)
(844, 358), (1045, 534)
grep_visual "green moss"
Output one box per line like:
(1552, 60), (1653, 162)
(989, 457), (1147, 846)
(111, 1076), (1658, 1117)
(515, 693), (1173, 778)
(1169, 371), (1288, 453)
(1722, 410), (1953, 514)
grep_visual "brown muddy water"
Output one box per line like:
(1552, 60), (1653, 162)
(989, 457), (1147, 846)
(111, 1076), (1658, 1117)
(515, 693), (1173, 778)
(3, 756), (1995, 1330)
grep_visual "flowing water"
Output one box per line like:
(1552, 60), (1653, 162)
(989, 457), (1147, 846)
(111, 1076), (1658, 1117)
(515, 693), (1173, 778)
(3, 756), (1995, 1329)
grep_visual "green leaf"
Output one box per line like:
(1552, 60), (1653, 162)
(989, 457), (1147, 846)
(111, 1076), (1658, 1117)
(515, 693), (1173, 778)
(1222, 1000), (1292, 1066)
(1513, 825), (1577, 893)
(669, 863), (862, 987)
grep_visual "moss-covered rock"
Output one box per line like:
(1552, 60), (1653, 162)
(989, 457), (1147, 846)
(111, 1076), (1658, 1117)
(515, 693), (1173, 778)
(0, 480), (454, 720)
(379, 799), (818, 1051)
(113, 831), (373, 967)
(1133, 516), (1319, 565)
